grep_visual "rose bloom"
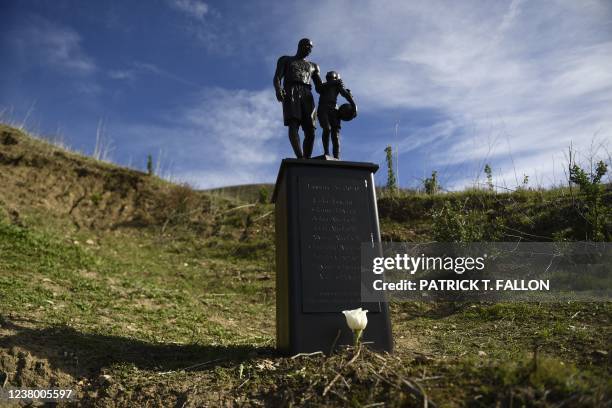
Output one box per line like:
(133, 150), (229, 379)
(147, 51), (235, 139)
(342, 308), (368, 331)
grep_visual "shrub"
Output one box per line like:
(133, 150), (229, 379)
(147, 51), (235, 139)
(146, 154), (153, 176)
(569, 161), (609, 241)
(258, 187), (269, 204)
(90, 193), (102, 206)
(423, 171), (439, 195)
(484, 164), (494, 191)
(431, 199), (503, 242)
(384, 146), (397, 193)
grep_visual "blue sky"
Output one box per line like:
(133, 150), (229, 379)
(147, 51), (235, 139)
(1, 0), (611, 189)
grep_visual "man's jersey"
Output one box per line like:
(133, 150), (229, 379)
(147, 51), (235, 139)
(278, 56), (319, 87)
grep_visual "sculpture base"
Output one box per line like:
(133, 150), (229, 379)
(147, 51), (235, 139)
(272, 158), (393, 355)
(310, 154), (338, 161)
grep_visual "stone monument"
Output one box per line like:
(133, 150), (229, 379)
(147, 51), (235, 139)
(272, 38), (392, 355)
(272, 158), (393, 354)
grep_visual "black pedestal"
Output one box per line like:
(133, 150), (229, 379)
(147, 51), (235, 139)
(272, 158), (393, 355)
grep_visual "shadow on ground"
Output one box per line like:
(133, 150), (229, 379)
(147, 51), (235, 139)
(0, 316), (271, 381)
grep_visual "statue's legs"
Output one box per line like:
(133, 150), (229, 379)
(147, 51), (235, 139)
(288, 121), (303, 158)
(302, 127), (315, 159)
(331, 129), (340, 159)
(322, 129), (330, 156)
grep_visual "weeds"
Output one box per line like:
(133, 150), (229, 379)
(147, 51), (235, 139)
(431, 199), (503, 242)
(147, 154), (153, 176)
(257, 186), (269, 204)
(385, 145), (398, 194)
(423, 170), (440, 195)
(92, 119), (114, 162)
(484, 164), (494, 191)
(569, 161), (610, 241)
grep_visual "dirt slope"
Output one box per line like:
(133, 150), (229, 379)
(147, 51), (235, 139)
(0, 125), (222, 233)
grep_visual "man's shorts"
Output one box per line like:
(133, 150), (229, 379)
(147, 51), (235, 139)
(283, 84), (316, 129)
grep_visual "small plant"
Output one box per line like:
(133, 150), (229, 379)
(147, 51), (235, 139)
(423, 170), (439, 195)
(521, 174), (529, 189)
(258, 187), (269, 204)
(384, 146), (397, 193)
(484, 164), (494, 191)
(432, 200), (483, 242)
(569, 160), (609, 241)
(93, 119), (114, 161)
(157, 183), (202, 233)
(147, 154), (154, 176)
(431, 199), (503, 242)
(90, 193), (102, 206)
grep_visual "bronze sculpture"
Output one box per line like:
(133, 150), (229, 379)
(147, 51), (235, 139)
(273, 38), (323, 159)
(317, 71), (356, 159)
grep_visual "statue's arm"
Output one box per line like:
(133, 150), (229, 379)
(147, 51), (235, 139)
(340, 86), (357, 114)
(273, 57), (286, 101)
(312, 63), (323, 93)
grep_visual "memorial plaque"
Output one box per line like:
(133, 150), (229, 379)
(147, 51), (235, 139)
(298, 176), (381, 313)
(273, 158), (393, 355)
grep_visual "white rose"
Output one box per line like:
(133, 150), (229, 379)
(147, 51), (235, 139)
(342, 308), (368, 330)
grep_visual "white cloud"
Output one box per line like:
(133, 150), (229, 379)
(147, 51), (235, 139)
(139, 0), (611, 189)
(165, 0), (231, 54)
(107, 61), (198, 86)
(81, 0), (612, 190)
(12, 16), (96, 75)
(181, 88), (283, 166)
(133, 62), (198, 86)
(108, 70), (134, 80)
(168, 0), (209, 20)
(120, 87), (285, 189)
(18, 1), (608, 191)
(276, 0), (612, 189)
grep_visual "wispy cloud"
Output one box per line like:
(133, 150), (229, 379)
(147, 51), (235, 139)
(7, 1), (609, 191)
(180, 88), (283, 167)
(107, 61), (198, 86)
(133, 62), (199, 86)
(11, 16), (96, 75)
(108, 69), (134, 80)
(120, 87), (284, 188)
(168, 0), (209, 21)
(281, 0), (612, 188)
(122, 0), (611, 189)
(163, 0), (236, 54)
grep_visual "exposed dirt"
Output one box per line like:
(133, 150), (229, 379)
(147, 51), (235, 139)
(0, 125), (215, 232)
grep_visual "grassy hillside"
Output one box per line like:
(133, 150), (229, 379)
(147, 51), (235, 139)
(0, 124), (610, 406)
(205, 184), (274, 203)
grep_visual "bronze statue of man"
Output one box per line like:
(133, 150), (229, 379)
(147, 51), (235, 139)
(273, 38), (323, 159)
